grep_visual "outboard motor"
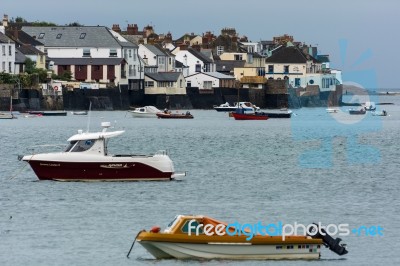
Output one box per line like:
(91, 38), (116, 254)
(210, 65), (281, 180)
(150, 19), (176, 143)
(308, 223), (348, 256)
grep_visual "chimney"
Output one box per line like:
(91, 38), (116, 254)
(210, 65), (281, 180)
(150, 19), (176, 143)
(13, 27), (19, 40)
(2, 14), (9, 27)
(112, 24), (121, 33)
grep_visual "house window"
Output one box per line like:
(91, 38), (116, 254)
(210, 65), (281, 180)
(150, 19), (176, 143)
(79, 33), (86, 39)
(169, 57), (172, 64)
(9, 62), (12, 73)
(129, 49), (132, 58)
(129, 65), (133, 75)
(109, 49), (117, 57)
(56, 34), (62, 39)
(187, 81), (191, 87)
(217, 46), (224, 55)
(203, 81), (212, 89)
(145, 81), (154, 87)
(268, 65), (274, 73)
(284, 65), (289, 74)
(83, 48), (91, 57)
(2, 62), (5, 71)
(9, 46), (12, 56)
(158, 57), (165, 64)
(234, 54), (243, 60)
(38, 33), (45, 39)
(195, 64), (201, 72)
(180, 79), (182, 88)
(2, 45), (5, 55)
(295, 78), (301, 87)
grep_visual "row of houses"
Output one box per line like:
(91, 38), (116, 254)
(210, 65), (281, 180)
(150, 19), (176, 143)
(0, 15), (342, 101)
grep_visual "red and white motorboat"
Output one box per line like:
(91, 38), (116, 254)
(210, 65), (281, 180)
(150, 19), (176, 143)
(21, 122), (183, 181)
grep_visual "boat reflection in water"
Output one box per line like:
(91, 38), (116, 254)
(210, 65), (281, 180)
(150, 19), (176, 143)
(21, 122), (184, 181)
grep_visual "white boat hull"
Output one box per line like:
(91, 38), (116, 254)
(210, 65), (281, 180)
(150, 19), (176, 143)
(139, 241), (321, 260)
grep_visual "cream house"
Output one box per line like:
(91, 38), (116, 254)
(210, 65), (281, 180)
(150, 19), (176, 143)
(144, 72), (186, 95)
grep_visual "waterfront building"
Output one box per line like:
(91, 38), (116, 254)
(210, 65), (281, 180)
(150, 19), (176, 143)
(185, 72), (237, 91)
(173, 47), (216, 76)
(138, 44), (175, 73)
(21, 26), (142, 89)
(144, 72), (186, 95)
(0, 32), (15, 74)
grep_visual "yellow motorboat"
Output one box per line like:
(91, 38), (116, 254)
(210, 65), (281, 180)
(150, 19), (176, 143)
(127, 215), (348, 260)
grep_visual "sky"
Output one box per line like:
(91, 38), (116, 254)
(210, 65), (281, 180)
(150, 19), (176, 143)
(2, 0), (399, 88)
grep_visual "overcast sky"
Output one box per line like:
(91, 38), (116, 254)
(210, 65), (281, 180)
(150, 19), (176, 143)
(2, 0), (399, 88)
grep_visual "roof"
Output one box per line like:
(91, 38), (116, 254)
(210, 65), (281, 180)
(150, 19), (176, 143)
(21, 26), (122, 48)
(68, 130), (125, 142)
(0, 32), (14, 43)
(265, 46), (320, 64)
(145, 72), (181, 82)
(187, 72), (235, 80)
(215, 60), (246, 72)
(17, 45), (45, 55)
(143, 44), (167, 56)
(188, 48), (213, 63)
(317, 55), (330, 63)
(15, 48), (27, 63)
(121, 34), (141, 45)
(48, 57), (125, 65)
(6, 30), (44, 46)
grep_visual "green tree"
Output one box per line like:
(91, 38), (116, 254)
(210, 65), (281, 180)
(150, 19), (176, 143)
(67, 22), (84, 27)
(24, 58), (36, 74)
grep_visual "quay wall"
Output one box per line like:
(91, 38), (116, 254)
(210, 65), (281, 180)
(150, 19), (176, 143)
(0, 84), (342, 111)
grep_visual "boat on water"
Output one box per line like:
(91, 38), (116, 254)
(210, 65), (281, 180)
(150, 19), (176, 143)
(363, 101), (376, 111)
(214, 102), (260, 112)
(0, 112), (15, 119)
(71, 111), (88, 115)
(372, 110), (388, 116)
(348, 108), (366, 115)
(326, 108), (339, 113)
(20, 122), (184, 181)
(129, 106), (161, 118)
(156, 110), (193, 119)
(29, 110), (68, 116)
(262, 110), (292, 118)
(231, 112), (269, 120)
(129, 215), (348, 260)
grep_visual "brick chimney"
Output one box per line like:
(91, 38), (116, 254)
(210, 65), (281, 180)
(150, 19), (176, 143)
(2, 14), (9, 27)
(127, 24), (138, 35)
(112, 24), (121, 33)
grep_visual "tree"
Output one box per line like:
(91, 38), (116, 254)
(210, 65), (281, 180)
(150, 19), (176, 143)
(67, 22), (84, 27)
(24, 58), (36, 74)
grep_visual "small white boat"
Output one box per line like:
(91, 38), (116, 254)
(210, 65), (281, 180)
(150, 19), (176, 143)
(129, 106), (161, 118)
(363, 101), (376, 111)
(0, 112), (15, 119)
(372, 110), (388, 116)
(326, 108), (339, 113)
(214, 102), (260, 112)
(71, 111), (88, 115)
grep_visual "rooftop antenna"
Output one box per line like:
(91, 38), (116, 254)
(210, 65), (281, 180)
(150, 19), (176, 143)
(86, 101), (92, 133)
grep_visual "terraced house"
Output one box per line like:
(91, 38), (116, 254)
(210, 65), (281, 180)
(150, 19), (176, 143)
(21, 26), (142, 89)
(0, 31), (15, 74)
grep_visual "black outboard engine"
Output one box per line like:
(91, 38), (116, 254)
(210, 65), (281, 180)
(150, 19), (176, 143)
(308, 223), (348, 256)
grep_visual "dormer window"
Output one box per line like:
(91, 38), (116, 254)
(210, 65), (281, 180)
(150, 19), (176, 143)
(79, 33), (86, 39)
(109, 49), (117, 57)
(38, 33), (45, 39)
(56, 34), (62, 39)
(83, 48), (91, 57)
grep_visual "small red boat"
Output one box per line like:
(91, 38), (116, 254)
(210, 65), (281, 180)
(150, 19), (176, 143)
(231, 112), (269, 120)
(156, 111), (193, 119)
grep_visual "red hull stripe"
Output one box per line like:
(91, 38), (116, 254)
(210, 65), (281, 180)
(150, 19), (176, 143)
(232, 113), (269, 120)
(28, 161), (172, 181)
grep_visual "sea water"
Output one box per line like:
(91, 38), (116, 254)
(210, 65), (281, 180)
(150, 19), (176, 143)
(0, 94), (399, 265)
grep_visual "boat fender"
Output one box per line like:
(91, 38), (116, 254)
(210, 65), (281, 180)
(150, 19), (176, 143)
(150, 226), (161, 233)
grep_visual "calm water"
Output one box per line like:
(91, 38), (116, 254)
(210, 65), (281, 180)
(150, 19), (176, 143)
(1, 94), (400, 266)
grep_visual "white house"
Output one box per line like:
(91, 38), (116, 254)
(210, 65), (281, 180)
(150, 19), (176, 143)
(138, 44), (175, 73)
(185, 72), (236, 91)
(0, 32), (15, 74)
(173, 48), (215, 76)
(22, 26), (142, 89)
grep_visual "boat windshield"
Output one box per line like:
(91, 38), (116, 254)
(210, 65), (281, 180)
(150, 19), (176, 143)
(65, 139), (96, 152)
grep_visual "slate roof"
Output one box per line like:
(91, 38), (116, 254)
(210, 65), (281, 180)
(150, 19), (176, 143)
(145, 72), (181, 82)
(0, 32), (14, 43)
(48, 57), (125, 65)
(21, 26), (121, 48)
(6, 30), (44, 46)
(17, 45), (45, 55)
(215, 60), (245, 72)
(143, 44), (166, 56)
(188, 48), (213, 63)
(187, 72), (235, 80)
(15, 48), (27, 63)
(265, 46), (320, 64)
